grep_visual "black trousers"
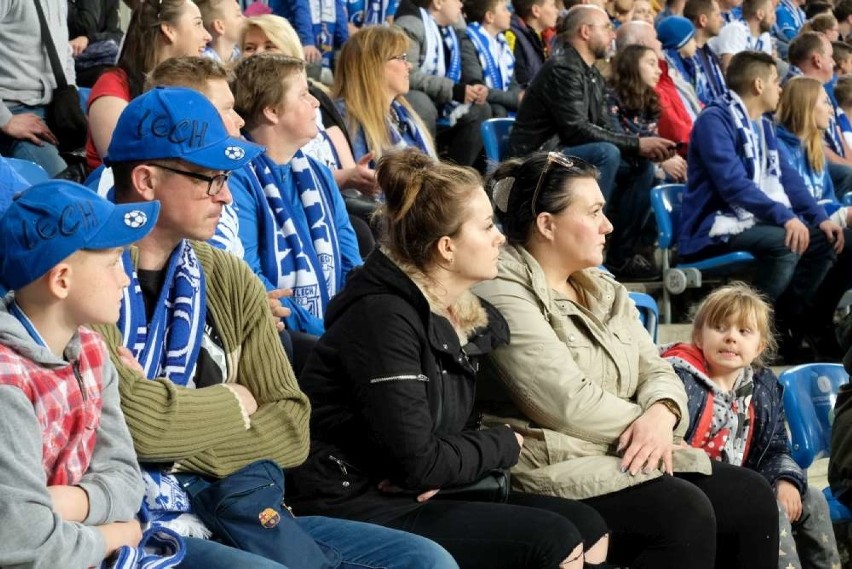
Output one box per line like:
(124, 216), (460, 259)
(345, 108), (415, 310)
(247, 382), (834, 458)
(582, 461), (779, 569)
(379, 492), (608, 569)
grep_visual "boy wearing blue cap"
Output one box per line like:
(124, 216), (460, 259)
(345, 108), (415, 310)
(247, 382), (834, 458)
(97, 86), (457, 569)
(0, 181), (159, 567)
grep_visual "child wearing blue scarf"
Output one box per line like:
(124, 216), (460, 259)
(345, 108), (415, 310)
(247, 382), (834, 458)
(461, 0), (521, 117)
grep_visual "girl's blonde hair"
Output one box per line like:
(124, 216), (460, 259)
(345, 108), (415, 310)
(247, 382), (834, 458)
(240, 14), (303, 58)
(776, 76), (827, 174)
(333, 26), (435, 160)
(691, 282), (777, 367)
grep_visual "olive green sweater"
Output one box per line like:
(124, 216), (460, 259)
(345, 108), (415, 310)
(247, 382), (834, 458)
(95, 241), (311, 478)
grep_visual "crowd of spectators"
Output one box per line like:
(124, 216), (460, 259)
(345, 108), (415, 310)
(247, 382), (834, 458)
(7, 0), (852, 566)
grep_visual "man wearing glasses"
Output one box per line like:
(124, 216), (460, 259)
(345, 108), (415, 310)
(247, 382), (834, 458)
(509, 4), (676, 281)
(96, 86), (457, 568)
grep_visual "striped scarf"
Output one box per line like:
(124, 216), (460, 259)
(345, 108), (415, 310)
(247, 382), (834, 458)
(251, 149), (341, 325)
(347, 0), (397, 26)
(693, 45), (727, 105)
(420, 9), (469, 124)
(466, 23), (514, 90)
(101, 527), (186, 569)
(389, 99), (435, 157)
(709, 91), (790, 238)
(309, 0), (337, 67)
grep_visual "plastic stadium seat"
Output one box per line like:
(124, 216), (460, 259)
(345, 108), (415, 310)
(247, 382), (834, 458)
(628, 291), (658, 343)
(480, 118), (515, 164)
(778, 364), (852, 522)
(843, 193), (852, 206)
(650, 184), (756, 323)
(6, 157), (49, 185)
(78, 87), (92, 114)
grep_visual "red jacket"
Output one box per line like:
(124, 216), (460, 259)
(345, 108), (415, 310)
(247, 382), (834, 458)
(655, 59), (693, 151)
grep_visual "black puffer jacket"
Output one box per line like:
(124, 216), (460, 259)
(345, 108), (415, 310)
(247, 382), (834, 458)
(288, 249), (518, 523)
(508, 43), (640, 158)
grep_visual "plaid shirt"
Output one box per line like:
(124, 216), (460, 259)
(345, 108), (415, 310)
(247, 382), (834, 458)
(0, 329), (105, 485)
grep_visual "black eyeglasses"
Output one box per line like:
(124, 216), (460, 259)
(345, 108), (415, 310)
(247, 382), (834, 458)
(152, 163), (230, 196)
(388, 53), (408, 62)
(530, 152), (591, 216)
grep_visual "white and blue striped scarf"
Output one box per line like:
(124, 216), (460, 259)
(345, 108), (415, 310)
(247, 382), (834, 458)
(251, 149), (341, 322)
(116, 242), (209, 537)
(389, 100), (436, 156)
(693, 45), (727, 104)
(420, 9), (469, 124)
(466, 23), (514, 90)
(101, 527), (186, 569)
(309, 0), (336, 68)
(710, 91), (791, 237)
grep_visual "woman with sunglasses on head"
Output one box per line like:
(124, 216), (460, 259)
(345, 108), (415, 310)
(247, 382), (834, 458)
(474, 151), (781, 569)
(86, 0), (211, 171)
(288, 148), (614, 569)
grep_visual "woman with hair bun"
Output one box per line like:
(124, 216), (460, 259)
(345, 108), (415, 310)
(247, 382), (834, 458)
(289, 148), (612, 569)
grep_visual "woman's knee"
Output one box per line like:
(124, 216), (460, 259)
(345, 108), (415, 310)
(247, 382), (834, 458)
(584, 534), (609, 564)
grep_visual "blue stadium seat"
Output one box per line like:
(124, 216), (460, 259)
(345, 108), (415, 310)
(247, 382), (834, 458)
(480, 118), (515, 164)
(650, 184), (756, 323)
(628, 291), (658, 343)
(6, 157), (49, 185)
(78, 87), (92, 114)
(778, 363), (852, 523)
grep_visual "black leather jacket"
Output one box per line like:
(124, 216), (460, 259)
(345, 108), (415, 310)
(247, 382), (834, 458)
(509, 43), (641, 158)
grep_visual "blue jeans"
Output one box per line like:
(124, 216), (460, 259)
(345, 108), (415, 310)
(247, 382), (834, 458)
(726, 223), (835, 312)
(180, 537), (290, 568)
(561, 142), (656, 266)
(828, 161), (852, 201)
(299, 516), (458, 569)
(0, 104), (66, 176)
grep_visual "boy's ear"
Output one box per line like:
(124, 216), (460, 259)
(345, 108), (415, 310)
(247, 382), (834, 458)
(484, 8), (496, 24)
(130, 164), (160, 202)
(44, 262), (73, 300)
(212, 18), (226, 36)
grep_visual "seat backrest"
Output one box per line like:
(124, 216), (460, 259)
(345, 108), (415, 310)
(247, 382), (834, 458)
(481, 118), (515, 163)
(628, 291), (658, 342)
(6, 157), (49, 185)
(778, 363), (849, 469)
(649, 184), (685, 250)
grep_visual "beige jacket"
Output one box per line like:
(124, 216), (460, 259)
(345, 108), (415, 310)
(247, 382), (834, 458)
(474, 245), (710, 499)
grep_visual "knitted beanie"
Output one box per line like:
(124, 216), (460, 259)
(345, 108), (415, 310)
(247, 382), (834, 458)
(656, 16), (696, 50)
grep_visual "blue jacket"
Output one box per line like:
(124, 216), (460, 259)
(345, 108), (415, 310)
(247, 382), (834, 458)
(225, 155), (362, 335)
(775, 123), (842, 217)
(269, 0), (315, 46)
(680, 99), (829, 256)
(508, 14), (546, 89)
(665, 343), (807, 492)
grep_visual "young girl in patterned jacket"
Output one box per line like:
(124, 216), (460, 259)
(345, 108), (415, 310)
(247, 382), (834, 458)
(661, 283), (841, 569)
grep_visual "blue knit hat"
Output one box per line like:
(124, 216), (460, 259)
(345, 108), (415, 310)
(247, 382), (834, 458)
(656, 16), (695, 50)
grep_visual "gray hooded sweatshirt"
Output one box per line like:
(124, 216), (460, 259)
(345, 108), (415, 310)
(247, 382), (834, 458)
(0, 299), (143, 569)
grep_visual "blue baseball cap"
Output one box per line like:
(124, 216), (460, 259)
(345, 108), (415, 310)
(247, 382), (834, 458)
(0, 181), (160, 291)
(105, 86), (263, 170)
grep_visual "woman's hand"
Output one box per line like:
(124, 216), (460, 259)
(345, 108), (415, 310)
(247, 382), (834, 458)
(617, 402), (677, 475)
(776, 480), (803, 522)
(377, 479), (440, 503)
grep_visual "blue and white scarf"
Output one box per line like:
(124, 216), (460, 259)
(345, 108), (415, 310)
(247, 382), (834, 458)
(102, 527), (186, 569)
(827, 91), (851, 157)
(466, 22), (514, 90)
(116, 243), (209, 536)
(710, 92), (791, 237)
(117, 242), (206, 388)
(347, 0), (397, 26)
(420, 8), (469, 124)
(251, 149), (342, 322)
(693, 45), (727, 105)
(310, 0), (337, 67)
(389, 99), (436, 157)
(210, 203), (244, 258)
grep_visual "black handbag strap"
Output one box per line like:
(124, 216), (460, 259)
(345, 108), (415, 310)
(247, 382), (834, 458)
(33, 0), (69, 90)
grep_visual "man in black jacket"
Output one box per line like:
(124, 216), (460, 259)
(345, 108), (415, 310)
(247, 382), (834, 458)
(509, 5), (675, 280)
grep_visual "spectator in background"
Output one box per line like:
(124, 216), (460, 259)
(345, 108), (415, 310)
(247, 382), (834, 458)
(267, 0), (324, 65)
(836, 73), (852, 148)
(347, 0), (399, 28)
(229, 54), (362, 335)
(718, 0), (742, 23)
(394, 0), (492, 167)
(0, 155), (28, 215)
(0, 0), (71, 177)
(776, 75), (852, 356)
(67, 0), (124, 88)
(834, 41), (852, 75)
(680, 51), (843, 360)
(510, 6), (674, 279)
(334, 26), (436, 162)
(709, 0), (775, 71)
(507, 0), (559, 88)
(788, 32), (852, 200)
(462, 0), (523, 117)
(197, 0), (246, 63)
(685, 0), (727, 104)
(837, 0), (852, 41)
(772, 0), (804, 58)
(86, 0), (211, 171)
(632, 0), (656, 23)
(657, 15), (704, 123)
(608, 44), (688, 181)
(805, 0), (833, 20)
(803, 12), (841, 41)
